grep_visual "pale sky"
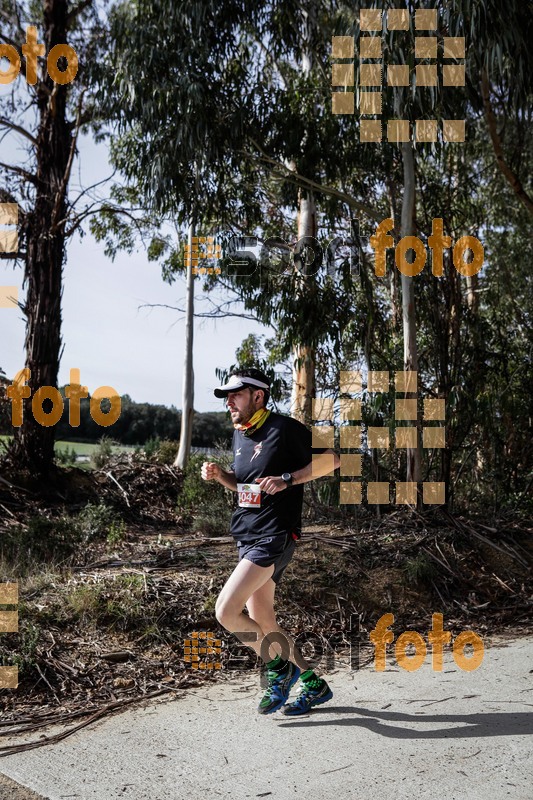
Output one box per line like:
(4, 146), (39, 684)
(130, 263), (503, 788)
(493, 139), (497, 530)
(1, 133), (272, 413)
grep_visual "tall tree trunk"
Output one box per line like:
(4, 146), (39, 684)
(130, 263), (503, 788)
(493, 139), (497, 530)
(400, 141), (421, 485)
(290, 7), (316, 425)
(291, 189), (316, 423)
(175, 220), (195, 469)
(11, 0), (72, 475)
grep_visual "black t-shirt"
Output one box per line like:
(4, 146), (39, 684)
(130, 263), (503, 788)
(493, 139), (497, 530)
(229, 412), (313, 542)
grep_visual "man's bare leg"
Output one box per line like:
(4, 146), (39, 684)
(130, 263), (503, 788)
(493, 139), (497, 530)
(246, 577), (311, 670)
(215, 558), (310, 668)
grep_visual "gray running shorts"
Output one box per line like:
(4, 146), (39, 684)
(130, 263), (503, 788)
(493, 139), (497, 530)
(236, 532), (297, 584)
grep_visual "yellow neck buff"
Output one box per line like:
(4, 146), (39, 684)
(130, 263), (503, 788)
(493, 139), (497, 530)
(234, 407), (271, 436)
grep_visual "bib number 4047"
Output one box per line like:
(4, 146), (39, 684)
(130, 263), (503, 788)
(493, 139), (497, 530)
(237, 484), (261, 508)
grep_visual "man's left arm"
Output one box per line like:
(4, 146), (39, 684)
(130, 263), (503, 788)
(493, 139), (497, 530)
(292, 449), (340, 484)
(257, 449), (340, 495)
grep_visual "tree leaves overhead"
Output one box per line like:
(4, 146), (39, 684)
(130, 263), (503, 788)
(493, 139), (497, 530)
(98, 0), (267, 222)
(93, 0), (533, 508)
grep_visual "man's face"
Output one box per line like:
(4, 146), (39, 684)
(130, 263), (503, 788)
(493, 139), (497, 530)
(226, 387), (260, 425)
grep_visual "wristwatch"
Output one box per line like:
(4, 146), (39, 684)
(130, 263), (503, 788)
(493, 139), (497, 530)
(281, 472), (293, 486)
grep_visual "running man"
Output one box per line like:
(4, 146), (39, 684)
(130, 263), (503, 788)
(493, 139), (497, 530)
(202, 367), (340, 715)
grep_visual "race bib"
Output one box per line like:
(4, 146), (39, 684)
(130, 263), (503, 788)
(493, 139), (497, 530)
(237, 483), (261, 508)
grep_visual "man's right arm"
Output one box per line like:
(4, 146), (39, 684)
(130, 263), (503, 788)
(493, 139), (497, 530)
(201, 461), (238, 491)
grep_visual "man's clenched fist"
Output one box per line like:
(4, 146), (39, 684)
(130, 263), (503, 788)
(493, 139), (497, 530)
(201, 461), (221, 481)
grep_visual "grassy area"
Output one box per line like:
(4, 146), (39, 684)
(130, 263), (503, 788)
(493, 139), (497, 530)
(55, 440), (98, 456)
(0, 436), (136, 457)
(55, 440), (136, 456)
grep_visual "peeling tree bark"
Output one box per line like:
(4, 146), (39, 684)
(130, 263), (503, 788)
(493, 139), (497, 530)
(400, 141), (421, 487)
(11, 0), (76, 475)
(290, 7), (316, 425)
(291, 188), (317, 424)
(175, 219), (195, 470)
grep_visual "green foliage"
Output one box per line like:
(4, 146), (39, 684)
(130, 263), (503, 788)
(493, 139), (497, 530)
(24, 397), (232, 451)
(100, 0), (267, 222)
(91, 436), (115, 469)
(191, 414), (233, 449)
(107, 520), (126, 546)
(51, 394), (182, 446)
(55, 445), (78, 466)
(143, 437), (162, 458)
(403, 554), (438, 587)
(0, 435), (12, 455)
(88, 202), (142, 261)
(60, 0), (533, 519)
(0, 619), (41, 676)
(235, 334), (266, 368)
(66, 583), (103, 621)
(77, 502), (121, 542)
(216, 334), (290, 406)
(0, 516), (83, 575)
(66, 575), (146, 632)
(149, 439), (180, 464)
(311, 474), (340, 514)
(178, 452), (234, 536)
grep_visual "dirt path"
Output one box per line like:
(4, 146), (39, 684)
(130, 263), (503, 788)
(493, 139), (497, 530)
(1, 635), (531, 800)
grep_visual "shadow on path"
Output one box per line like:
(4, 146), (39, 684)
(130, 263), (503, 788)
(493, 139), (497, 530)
(280, 707), (533, 738)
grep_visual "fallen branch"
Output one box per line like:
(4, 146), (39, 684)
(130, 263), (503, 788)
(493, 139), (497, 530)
(0, 686), (183, 757)
(103, 470), (131, 507)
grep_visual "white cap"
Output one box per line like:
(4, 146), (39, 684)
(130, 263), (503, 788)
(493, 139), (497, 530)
(214, 374), (270, 398)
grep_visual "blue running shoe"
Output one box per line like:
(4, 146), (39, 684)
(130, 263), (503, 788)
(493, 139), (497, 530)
(258, 662), (300, 715)
(281, 679), (333, 716)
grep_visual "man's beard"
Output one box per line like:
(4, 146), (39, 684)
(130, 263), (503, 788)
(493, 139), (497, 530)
(230, 402), (254, 425)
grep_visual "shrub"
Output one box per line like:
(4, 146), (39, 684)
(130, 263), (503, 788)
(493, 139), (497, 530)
(0, 619), (41, 677)
(65, 583), (103, 621)
(0, 515), (83, 574)
(177, 451), (234, 536)
(77, 502), (120, 542)
(152, 439), (179, 464)
(91, 436), (115, 469)
(403, 553), (437, 586)
(0, 435), (12, 455)
(66, 575), (146, 632)
(107, 520), (126, 545)
(143, 437), (161, 459)
(55, 446), (78, 466)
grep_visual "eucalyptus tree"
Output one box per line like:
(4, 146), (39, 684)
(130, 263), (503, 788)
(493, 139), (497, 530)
(375, 0), (533, 501)
(96, 0), (273, 464)
(219, 1), (387, 422)
(99, 0), (269, 227)
(253, 0), (344, 422)
(0, 0), (107, 475)
(97, 0), (382, 430)
(450, 0), (533, 218)
(375, 2), (470, 489)
(98, 1), (532, 512)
